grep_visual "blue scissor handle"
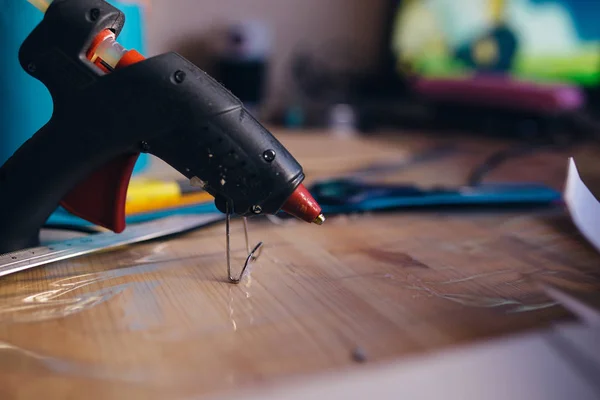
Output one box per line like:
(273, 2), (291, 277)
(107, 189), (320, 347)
(308, 178), (562, 214)
(310, 178), (445, 205)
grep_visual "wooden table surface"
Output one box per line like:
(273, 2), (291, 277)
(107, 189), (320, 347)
(1, 129), (600, 399)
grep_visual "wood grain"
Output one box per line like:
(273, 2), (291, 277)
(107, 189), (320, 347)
(0, 129), (599, 400)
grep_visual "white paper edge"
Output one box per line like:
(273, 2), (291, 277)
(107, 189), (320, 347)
(564, 157), (600, 254)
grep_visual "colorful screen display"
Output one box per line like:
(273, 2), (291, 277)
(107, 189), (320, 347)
(391, 0), (600, 86)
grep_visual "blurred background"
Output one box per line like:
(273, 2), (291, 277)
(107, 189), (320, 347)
(143, 0), (391, 133)
(3, 0), (600, 167)
(142, 0), (600, 140)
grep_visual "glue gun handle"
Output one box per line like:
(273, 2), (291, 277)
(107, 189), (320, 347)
(0, 121), (68, 253)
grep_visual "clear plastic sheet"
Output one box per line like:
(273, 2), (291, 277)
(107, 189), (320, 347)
(0, 212), (596, 399)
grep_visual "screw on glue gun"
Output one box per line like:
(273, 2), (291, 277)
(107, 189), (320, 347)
(0, 0), (324, 280)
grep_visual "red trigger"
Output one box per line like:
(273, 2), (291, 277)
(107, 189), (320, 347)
(60, 153), (140, 232)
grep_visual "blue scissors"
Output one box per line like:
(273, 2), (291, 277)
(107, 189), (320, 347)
(307, 178), (562, 214)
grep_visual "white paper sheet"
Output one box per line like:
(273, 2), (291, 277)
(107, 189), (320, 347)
(564, 157), (600, 253)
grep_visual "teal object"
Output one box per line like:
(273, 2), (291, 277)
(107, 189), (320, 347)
(0, 0), (149, 174)
(47, 203), (220, 228)
(308, 180), (562, 214)
(0, 1), (51, 167)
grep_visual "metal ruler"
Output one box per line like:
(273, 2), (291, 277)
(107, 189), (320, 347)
(0, 214), (224, 278)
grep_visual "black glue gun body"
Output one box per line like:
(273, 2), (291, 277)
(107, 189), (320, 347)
(0, 0), (314, 254)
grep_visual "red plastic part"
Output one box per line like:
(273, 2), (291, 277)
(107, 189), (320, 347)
(58, 39), (149, 232)
(116, 49), (146, 69)
(60, 154), (139, 232)
(280, 183), (322, 223)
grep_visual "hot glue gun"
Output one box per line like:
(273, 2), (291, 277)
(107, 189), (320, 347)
(0, 0), (325, 257)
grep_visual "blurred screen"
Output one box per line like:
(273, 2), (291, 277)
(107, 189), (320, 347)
(391, 0), (600, 86)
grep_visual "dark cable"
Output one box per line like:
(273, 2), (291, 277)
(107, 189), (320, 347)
(467, 108), (600, 186)
(468, 144), (537, 186)
(466, 140), (575, 187)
